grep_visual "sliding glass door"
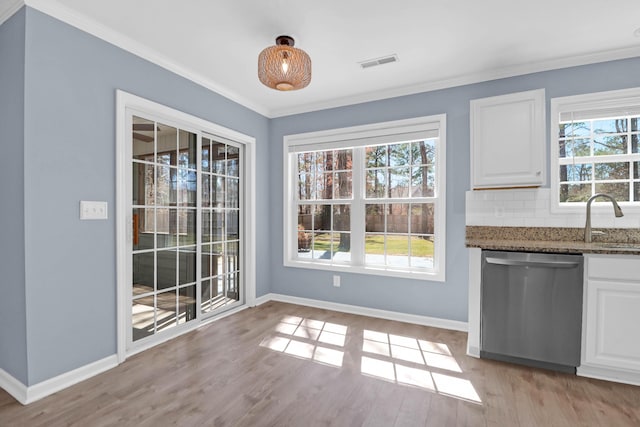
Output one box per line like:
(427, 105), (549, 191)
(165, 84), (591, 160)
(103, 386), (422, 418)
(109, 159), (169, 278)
(130, 114), (243, 345)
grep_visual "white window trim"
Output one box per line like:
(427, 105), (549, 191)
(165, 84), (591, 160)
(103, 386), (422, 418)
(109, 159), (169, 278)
(115, 90), (257, 362)
(283, 115), (447, 282)
(550, 87), (640, 215)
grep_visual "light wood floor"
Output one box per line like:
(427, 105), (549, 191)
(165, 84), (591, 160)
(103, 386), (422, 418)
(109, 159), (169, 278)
(2, 301), (640, 426)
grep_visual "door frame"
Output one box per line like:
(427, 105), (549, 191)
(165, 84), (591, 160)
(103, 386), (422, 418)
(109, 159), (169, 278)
(115, 90), (256, 362)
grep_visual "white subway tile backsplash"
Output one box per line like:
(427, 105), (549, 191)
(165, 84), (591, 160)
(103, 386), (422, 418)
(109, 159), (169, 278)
(466, 188), (639, 228)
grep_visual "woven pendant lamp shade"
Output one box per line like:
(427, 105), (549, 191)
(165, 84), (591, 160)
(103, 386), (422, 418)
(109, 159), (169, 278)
(258, 36), (311, 91)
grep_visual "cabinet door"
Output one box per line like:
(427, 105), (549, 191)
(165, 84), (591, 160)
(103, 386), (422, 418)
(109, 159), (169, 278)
(470, 89), (545, 189)
(583, 279), (640, 371)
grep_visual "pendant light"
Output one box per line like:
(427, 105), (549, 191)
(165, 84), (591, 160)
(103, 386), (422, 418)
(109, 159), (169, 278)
(258, 35), (311, 91)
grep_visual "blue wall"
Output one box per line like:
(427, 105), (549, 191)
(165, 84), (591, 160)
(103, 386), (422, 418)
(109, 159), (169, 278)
(21, 8), (270, 385)
(0, 8), (28, 385)
(269, 57), (640, 322)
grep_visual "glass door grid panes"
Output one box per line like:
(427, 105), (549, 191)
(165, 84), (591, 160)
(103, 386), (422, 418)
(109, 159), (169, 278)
(131, 115), (242, 344)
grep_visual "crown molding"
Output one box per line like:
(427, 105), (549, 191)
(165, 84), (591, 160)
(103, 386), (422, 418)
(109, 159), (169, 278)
(9, 1), (640, 119)
(0, 0), (24, 26)
(268, 44), (640, 118)
(23, 0), (271, 117)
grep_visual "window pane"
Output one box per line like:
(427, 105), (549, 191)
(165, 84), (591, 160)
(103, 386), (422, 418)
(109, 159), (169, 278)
(227, 146), (239, 177)
(635, 161), (640, 179)
(132, 162), (152, 205)
(226, 210), (239, 240)
(178, 285), (197, 324)
(411, 166), (434, 197)
(227, 242), (239, 273)
(320, 172), (337, 199)
(201, 137), (210, 172)
(212, 211), (224, 242)
(594, 135), (627, 156)
(312, 232), (332, 259)
(594, 162), (629, 180)
(365, 234), (385, 265)
(227, 178), (239, 208)
(133, 252), (154, 294)
(387, 204), (409, 234)
(177, 169), (196, 207)
(211, 141), (226, 174)
(201, 175), (210, 207)
(178, 209), (196, 246)
(133, 117), (155, 161)
(635, 181), (640, 201)
(298, 172), (314, 200)
(559, 184), (591, 202)
(411, 204), (434, 235)
(593, 118), (627, 134)
(133, 208), (154, 251)
(595, 182), (629, 201)
(201, 244), (211, 278)
(298, 205), (313, 230)
(314, 205), (332, 231)
(559, 138), (590, 157)
(560, 164), (592, 182)
(386, 235), (409, 267)
(212, 176), (225, 208)
(298, 152), (314, 173)
(366, 169), (387, 198)
(411, 140), (435, 165)
(156, 125), (177, 166)
(156, 289), (177, 333)
(366, 145), (387, 168)
(366, 204), (385, 233)
(157, 249), (177, 290)
(632, 134), (639, 154)
(559, 122), (589, 138)
(334, 233), (351, 262)
(389, 143), (411, 167)
(410, 236), (434, 269)
(334, 149), (352, 170)
(389, 167), (411, 198)
(202, 210), (211, 243)
(178, 130), (197, 169)
(157, 209), (177, 248)
(334, 171), (352, 199)
(212, 243), (223, 277)
(178, 246), (196, 285)
(333, 205), (350, 232)
(156, 165), (172, 206)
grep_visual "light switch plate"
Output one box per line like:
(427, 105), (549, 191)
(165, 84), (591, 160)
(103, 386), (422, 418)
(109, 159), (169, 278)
(80, 201), (108, 220)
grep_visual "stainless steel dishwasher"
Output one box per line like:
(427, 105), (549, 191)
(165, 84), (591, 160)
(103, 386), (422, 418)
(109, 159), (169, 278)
(480, 250), (584, 373)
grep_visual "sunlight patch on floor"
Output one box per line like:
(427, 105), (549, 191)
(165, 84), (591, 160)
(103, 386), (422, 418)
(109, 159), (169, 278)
(260, 316), (347, 368)
(360, 330), (481, 404)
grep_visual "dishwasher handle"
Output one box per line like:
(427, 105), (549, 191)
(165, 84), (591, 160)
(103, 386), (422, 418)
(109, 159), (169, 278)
(485, 257), (580, 269)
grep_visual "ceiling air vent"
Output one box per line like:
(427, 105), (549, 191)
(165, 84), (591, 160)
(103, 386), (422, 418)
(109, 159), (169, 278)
(359, 54), (399, 69)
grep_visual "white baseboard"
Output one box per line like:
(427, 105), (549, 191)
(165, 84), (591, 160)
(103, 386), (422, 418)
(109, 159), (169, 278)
(256, 293), (468, 332)
(0, 355), (118, 405)
(578, 364), (640, 387)
(0, 368), (28, 404)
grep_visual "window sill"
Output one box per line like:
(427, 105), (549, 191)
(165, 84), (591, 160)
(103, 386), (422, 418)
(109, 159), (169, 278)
(284, 259), (445, 282)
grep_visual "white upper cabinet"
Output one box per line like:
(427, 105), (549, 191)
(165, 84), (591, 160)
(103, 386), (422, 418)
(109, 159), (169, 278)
(470, 89), (546, 189)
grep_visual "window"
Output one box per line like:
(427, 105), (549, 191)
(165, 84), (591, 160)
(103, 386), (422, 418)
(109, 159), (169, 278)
(284, 115), (446, 281)
(551, 88), (640, 210)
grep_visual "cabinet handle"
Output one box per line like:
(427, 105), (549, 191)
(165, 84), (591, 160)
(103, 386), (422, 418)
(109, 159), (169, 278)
(536, 171), (541, 176)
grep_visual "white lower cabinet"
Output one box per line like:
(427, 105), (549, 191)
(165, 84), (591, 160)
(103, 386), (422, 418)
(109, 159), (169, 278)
(579, 255), (640, 385)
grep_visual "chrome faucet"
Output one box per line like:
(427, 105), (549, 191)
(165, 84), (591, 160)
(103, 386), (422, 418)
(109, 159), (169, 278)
(584, 193), (624, 243)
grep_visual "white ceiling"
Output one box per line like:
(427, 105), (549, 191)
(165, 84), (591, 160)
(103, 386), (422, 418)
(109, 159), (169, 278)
(4, 0), (640, 117)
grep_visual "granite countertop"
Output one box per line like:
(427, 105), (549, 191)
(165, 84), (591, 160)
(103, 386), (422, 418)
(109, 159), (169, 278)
(466, 226), (640, 255)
